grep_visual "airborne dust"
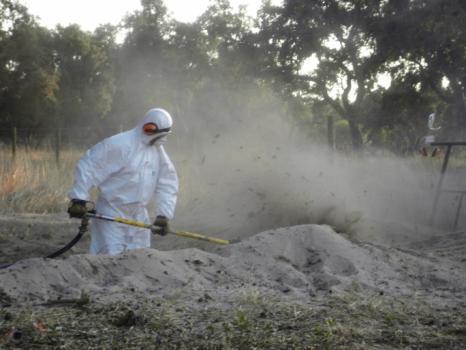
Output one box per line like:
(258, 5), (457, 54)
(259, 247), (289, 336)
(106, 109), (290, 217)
(156, 84), (450, 247)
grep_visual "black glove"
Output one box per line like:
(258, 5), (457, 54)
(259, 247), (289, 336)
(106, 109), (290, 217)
(67, 199), (94, 219)
(152, 215), (169, 236)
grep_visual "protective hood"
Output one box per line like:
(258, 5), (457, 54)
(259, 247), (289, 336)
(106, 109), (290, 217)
(137, 108), (173, 146)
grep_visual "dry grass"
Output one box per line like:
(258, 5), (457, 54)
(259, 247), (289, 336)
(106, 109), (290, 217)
(0, 291), (465, 349)
(0, 148), (81, 213)
(0, 147), (193, 215)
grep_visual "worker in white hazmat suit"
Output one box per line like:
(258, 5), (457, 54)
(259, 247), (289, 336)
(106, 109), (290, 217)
(67, 108), (178, 255)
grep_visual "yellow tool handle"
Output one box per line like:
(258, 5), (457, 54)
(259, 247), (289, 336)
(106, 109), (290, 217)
(113, 217), (151, 229)
(87, 213), (231, 245)
(172, 230), (230, 245)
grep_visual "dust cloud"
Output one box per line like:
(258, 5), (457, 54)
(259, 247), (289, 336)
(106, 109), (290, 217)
(159, 86), (441, 246)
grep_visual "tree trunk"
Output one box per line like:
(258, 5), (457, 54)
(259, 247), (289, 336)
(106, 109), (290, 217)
(348, 118), (363, 151)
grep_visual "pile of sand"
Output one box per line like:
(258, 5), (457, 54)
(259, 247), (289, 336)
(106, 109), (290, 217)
(1, 224), (465, 305)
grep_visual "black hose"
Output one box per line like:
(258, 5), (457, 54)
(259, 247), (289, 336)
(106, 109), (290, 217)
(0, 216), (90, 269)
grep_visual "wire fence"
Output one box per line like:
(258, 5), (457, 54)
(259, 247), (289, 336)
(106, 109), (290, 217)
(0, 126), (125, 162)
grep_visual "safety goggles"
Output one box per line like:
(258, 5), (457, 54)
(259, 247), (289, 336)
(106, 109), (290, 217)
(143, 122), (171, 135)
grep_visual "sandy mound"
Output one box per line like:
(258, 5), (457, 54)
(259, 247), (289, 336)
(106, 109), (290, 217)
(1, 224), (465, 305)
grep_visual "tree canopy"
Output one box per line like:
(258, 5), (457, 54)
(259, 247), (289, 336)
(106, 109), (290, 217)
(0, 0), (464, 153)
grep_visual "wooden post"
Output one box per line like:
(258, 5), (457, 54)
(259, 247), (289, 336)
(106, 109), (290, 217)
(12, 127), (17, 159)
(430, 143), (452, 225)
(55, 127), (61, 164)
(327, 115), (335, 151)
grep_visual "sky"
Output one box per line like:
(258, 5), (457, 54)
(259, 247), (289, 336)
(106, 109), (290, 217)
(21, 0), (274, 31)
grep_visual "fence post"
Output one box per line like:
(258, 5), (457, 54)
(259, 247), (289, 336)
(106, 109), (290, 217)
(55, 127), (61, 164)
(327, 115), (335, 151)
(12, 127), (17, 159)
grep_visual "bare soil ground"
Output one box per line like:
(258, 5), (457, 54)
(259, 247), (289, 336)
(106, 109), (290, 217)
(0, 215), (465, 349)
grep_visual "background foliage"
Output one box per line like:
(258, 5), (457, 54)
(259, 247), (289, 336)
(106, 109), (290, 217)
(0, 0), (465, 154)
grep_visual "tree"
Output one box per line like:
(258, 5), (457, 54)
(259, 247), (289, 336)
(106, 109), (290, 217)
(112, 0), (175, 125)
(0, 1), (58, 134)
(53, 24), (116, 134)
(373, 0), (466, 140)
(258, 0), (390, 151)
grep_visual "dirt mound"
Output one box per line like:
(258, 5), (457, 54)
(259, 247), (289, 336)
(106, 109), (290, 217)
(1, 224), (465, 305)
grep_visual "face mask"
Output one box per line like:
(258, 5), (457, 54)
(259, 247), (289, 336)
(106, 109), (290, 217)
(149, 134), (168, 147)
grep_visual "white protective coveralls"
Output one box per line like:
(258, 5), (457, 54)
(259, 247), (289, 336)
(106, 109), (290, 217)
(68, 108), (178, 255)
